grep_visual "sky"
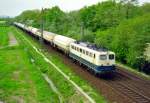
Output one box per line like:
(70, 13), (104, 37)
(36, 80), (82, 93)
(0, 0), (149, 17)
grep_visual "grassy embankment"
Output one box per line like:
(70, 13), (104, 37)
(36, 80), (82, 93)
(0, 26), (60, 103)
(13, 26), (107, 103)
(0, 26), (9, 47)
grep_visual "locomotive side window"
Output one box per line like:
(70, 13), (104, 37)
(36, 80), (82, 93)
(94, 54), (95, 58)
(71, 45), (74, 49)
(74, 46), (76, 50)
(89, 52), (92, 57)
(86, 51), (89, 55)
(80, 49), (82, 53)
(109, 54), (114, 60)
(77, 47), (79, 51)
(100, 55), (107, 60)
(83, 50), (85, 54)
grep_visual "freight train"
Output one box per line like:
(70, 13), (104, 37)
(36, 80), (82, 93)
(14, 22), (116, 75)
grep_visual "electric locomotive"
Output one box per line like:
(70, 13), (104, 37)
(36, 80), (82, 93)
(69, 42), (115, 74)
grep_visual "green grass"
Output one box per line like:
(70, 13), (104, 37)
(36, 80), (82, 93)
(12, 26), (107, 103)
(0, 21), (6, 24)
(0, 26), (59, 103)
(0, 26), (9, 46)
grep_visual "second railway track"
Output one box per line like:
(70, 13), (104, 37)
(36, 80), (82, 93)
(105, 71), (150, 103)
(108, 81), (150, 103)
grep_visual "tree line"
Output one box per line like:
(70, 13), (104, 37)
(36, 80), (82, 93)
(14, 0), (150, 74)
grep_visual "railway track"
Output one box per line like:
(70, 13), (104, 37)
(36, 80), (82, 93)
(110, 81), (150, 103)
(106, 73), (150, 103)
(117, 68), (150, 85)
(22, 31), (150, 103)
(116, 70), (150, 96)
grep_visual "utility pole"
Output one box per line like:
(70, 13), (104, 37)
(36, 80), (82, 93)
(40, 8), (44, 44)
(81, 22), (84, 42)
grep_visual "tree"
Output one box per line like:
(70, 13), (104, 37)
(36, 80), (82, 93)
(119, 0), (138, 19)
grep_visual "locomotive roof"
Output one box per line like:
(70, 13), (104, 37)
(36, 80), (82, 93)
(74, 41), (109, 52)
(43, 31), (57, 36)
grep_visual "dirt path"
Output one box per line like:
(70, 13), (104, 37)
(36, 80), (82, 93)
(0, 32), (18, 50)
(8, 32), (18, 46)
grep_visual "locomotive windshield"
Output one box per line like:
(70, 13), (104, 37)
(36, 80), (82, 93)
(109, 54), (114, 60)
(100, 55), (107, 60)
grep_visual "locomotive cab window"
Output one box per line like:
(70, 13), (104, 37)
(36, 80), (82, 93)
(109, 54), (114, 60)
(100, 55), (107, 60)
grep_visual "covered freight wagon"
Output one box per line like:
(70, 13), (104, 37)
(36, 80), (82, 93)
(53, 35), (76, 54)
(43, 31), (57, 44)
